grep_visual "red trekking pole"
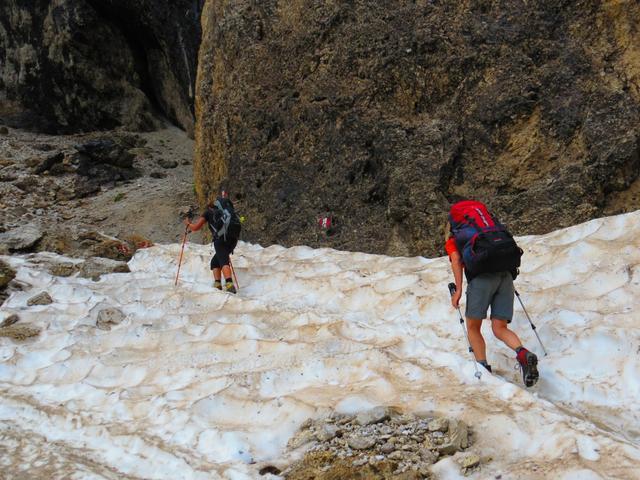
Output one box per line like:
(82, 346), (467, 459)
(229, 257), (240, 291)
(174, 226), (189, 286)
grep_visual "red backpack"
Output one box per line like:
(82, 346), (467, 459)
(448, 200), (523, 280)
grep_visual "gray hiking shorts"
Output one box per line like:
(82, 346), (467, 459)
(465, 271), (514, 322)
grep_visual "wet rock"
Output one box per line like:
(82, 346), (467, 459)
(0, 225), (43, 252)
(158, 158), (178, 169)
(0, 314), (19, 328)
(27, 292), (53, 306)
(0, 260), (16, 289)
(96, 307), (125, 331)
(0, 324), (40, 340)
(78, 257), (130, 281)
(356, 406), (392, 426)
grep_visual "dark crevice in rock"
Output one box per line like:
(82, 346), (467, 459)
(1, 0), (203, 134)
(84, 2), (165, 117)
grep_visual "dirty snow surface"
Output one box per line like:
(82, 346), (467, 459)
(1, 211), (639, 479)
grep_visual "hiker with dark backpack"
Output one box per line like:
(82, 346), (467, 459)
(445, 200), (539, 387)
(184, 189), (242, 294)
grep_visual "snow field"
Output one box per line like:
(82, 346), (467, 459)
(1, 211), (640, 478)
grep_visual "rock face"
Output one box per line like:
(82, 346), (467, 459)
(195, 0), (640, 257)
(0, 0), (202, 134)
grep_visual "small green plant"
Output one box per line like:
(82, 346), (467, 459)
(114, 192), (126, 202)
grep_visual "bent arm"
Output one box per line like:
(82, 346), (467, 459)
(449, 250), (464, 308)
(185, 216), (206, 232)
(450, 250), (464, 293)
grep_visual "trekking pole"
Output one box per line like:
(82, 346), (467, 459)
(174, 226), (189, 286)
(514, 289), (548, 356)
(229, 256), (240, 291)
(448, 283), (482, 380)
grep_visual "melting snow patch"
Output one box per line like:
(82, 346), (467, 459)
(0, 210), (639, 478)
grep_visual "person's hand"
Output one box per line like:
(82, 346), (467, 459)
(451, 289), (462, 309)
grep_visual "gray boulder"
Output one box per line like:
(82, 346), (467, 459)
(78, 257), (130, 281)
(0, 225), (43, 252)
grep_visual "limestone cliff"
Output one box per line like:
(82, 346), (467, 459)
(195, 0), (640, 257)
(0, 0), (202, 134)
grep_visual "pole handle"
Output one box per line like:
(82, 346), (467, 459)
(448, 282), (456, 296)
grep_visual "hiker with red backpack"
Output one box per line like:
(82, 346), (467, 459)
(445, 200), (539, 387)
(184, 189), (242, 294)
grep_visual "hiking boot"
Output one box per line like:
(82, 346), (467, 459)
(517, 349), (539, 387)
(478, 361), (492, 373)
(225, 283), (237, 294)
(214, 280), (222, 290)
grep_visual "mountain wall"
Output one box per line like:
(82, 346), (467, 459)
(194, 0), (640, 257)
(0, 0), (203, 134)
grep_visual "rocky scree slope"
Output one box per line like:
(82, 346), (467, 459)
(0, 126), (196, 260)
(194, 0), (640, 257)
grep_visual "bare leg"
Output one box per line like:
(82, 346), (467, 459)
(221, 265), (232, 281)
(491, 319), (522, 351)
(213, 268), (222, 281)
(212, 268), (222, 289)
(466, 318), (487, 362)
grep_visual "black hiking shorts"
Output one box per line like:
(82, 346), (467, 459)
(210, 237), (238, 270)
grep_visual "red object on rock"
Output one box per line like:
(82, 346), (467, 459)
(318, 216), (332, 229)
